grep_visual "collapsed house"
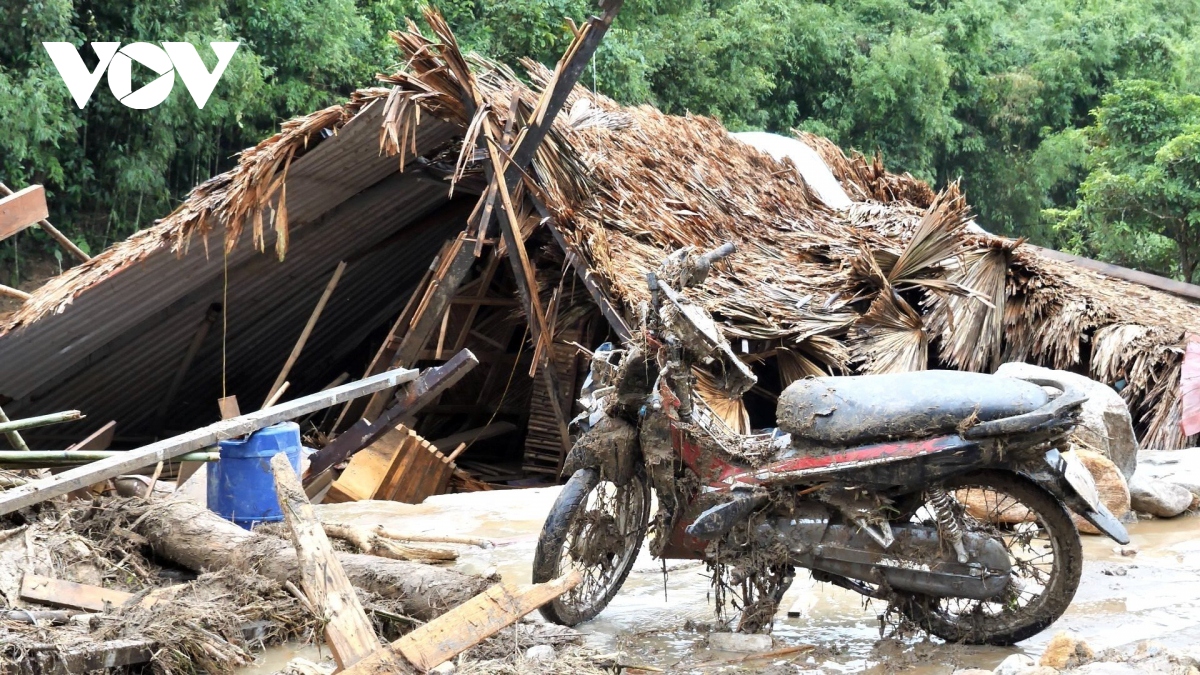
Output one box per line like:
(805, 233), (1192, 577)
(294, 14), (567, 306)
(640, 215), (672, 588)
(2, 12), (1200, 496)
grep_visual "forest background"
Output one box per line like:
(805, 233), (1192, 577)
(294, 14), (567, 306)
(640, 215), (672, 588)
(4, 0), (1200, 284)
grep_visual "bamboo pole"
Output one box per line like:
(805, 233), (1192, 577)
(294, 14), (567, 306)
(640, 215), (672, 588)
(0, 183), (91, 263)
(265, 261), (346, 407)
(0, 284), (30, 301)
(0, 410), (84, 434)
(0, 405), (30, 452)
(0, 450), (219, 464)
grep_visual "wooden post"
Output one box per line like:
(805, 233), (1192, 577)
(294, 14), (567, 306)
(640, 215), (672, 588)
(270, 454), (411, 671)
(0, 185), (48, 241)
(0, 284), (30, 301)
(266, 261), (347, 407)
(0, 366), (418, 516)
(0, 183), (90, 262)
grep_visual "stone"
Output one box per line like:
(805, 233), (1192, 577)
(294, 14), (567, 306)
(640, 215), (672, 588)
(996, 364), (1138, 479)
(994, 653), (1037, 675)
(430, 661), (456, 674)
(1039, 632), (1094, 669)
(951, 670), (992, 675)
(1068, 663), (1143, 675)
(1068, 447), (1131, 534)
(524, 645), (556, 664)
(1128, 474), (1193, 517)
(1017, 668), (1059, 675)
(708, 632), (774, 652)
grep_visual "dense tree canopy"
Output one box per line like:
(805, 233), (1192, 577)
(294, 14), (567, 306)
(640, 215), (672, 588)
(4, 0), (1200, 284)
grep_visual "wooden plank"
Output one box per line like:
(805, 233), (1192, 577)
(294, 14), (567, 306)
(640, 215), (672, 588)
(270, 454), (407, 671)
(217, 395), (241, 420)
(266, 261), (347, 406)
(429, 422), (518, 451)
(0, 182), (89, 262)
(0, 185), (48, 241)
(0, 366), (418, 516)
(306, 349), (478, 478)
(29, 638), (156, 674)
(341, 571), (582, 674)
(377, 430), (420, 500)
(327, 426), (407, 502)
(20, 575), (166, 612)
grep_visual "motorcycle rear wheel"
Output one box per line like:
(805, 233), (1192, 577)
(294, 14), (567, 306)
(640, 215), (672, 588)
(532, 468), (651, 625)
(894, 470), (1083, 646)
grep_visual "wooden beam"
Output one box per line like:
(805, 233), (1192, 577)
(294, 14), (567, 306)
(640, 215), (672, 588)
(64, 420), (116, 500)
(266, 261), (347, 407)
(0, 284), (31, 301)
(429, 422), (518, 451)
(270, 454), (410, 671)
(341, 571), (581, 674)
(0, 182), (90, 262)
(0, 185), (48, 241)
(1029, 244), (1200, 303)
(306, 349), (478, 478)
(0, 366), (418, 516)
(361, 236), (479, 422)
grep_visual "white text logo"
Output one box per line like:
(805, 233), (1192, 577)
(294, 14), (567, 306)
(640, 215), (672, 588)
(42, 42), (239, 110)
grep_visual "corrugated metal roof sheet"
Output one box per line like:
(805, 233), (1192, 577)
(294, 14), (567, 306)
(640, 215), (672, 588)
(0, 107), (465, 446)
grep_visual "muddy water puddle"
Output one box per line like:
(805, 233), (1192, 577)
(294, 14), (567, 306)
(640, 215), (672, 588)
(245, 488), (1200, 673)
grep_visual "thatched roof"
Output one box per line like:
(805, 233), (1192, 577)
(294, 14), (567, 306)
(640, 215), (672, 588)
(4, 11), (1200, 449)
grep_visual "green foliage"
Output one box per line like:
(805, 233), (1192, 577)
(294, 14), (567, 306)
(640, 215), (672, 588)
(1053, 79), (1200, 280)
(5, 0), (1200, 284)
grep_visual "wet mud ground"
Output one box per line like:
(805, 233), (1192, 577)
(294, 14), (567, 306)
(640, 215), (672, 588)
(245, 487), (1200, 673)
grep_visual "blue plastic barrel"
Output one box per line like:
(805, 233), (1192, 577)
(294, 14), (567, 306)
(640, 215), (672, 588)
(208, 422), (302, 529)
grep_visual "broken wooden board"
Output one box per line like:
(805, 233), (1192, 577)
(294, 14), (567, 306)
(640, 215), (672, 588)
(270, 454), (409, 671)
(325, 425), (455, 505)
(0, 184), (48, 241)
(341, 571), (582, 674)
(324, 425), (412, 502)
(20, 575), (166, 612)
(0, 366), (418, 516)
(306, 349), (478, 478)
(63, 421), (117, 500)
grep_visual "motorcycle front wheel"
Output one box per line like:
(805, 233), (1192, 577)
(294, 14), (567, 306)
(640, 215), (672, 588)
(532, 467), (651, 625)
(893, 470), (1083, 646)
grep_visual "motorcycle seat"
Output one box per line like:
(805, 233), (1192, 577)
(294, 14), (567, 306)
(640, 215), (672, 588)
(775, 370), (1050, 446)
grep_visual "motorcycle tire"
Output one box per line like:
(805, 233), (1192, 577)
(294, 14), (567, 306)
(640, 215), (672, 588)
(894, 470), (1083, 646)
(532, 467), (651, 625)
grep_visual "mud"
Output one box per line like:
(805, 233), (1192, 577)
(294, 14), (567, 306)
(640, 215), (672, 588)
(244, 487), (1200, 674)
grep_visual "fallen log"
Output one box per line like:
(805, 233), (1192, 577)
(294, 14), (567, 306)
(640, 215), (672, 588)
(126, 498), (490, 622)
(324, 523), (458, 563)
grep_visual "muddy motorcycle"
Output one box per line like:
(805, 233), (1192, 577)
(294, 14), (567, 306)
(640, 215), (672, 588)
(532, 244), (1129, 645)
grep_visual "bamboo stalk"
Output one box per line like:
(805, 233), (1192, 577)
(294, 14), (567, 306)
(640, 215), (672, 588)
(0, 410), (84, 434)
(0, 450), (219, 464)
(0, 284), (30, 301)
(0, 405), (30, 452)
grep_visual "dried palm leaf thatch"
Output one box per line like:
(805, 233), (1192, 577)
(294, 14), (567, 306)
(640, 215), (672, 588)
(851, 288), (928, 374)
(925, 239), (1015, 372)
(794, 131), (937, 208)
(693, 367), (751, 435)
(775, 347), (827, 386)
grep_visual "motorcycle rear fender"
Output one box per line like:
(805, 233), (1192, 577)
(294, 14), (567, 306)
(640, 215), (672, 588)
(1020, 449), (1130, 545)
(561, 415), (640, 486)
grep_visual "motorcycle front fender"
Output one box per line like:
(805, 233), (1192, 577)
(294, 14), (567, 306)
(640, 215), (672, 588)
(1022, 449), (1130, 545)
(561, 415), (640, 486)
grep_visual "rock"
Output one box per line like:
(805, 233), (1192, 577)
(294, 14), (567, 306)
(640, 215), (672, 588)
(1068, 663), (1142, 675)
(1017, 668), (1059, 675)
(1128, 474), (1193, 517)
(951, 669), (992, 675)
(524, 645), (556, 664)
(708, 632), (773, 652)
(994, 653), (1037, 675)
(1068, 447), (1131, 534)
(1113, 544), (1139, 556)
(430, 661), (456, 674)
(996, 363), (1138, 480)
(1039, 632), (1094, 669)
